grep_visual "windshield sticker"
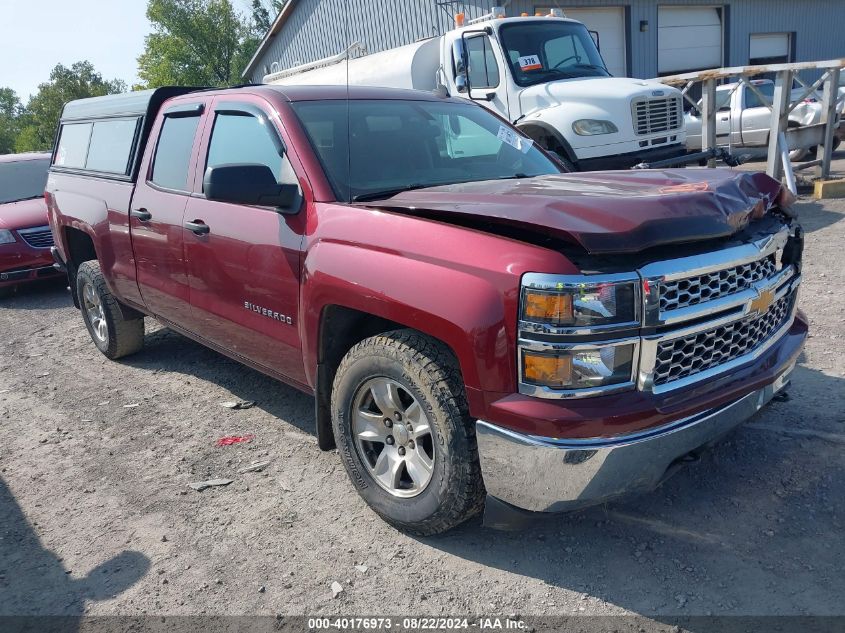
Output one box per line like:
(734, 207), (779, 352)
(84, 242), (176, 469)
(497, 126), (534, 154)
(518, 55), (543, 71)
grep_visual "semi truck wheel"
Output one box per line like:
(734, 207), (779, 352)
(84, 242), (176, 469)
(331, 329), (484, 535)
(76, 260), (144, 360)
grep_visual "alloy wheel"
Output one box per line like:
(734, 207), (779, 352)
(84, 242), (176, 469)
(351, 377), (435, 498)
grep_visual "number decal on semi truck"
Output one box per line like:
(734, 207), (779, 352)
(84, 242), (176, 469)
(518, 55), (542, 71)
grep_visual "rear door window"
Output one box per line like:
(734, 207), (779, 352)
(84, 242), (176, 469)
(151, 114), (202, 192)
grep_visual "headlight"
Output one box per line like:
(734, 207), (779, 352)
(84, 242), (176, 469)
(520, 274), (639, 329)
(0, 229), (16, 245)
(521, 342), (637, 390)
(572, 119), (619, 136)
(519, 273), (641, 397)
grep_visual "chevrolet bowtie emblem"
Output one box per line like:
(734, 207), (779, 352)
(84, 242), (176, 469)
(749, 288), (775, 315)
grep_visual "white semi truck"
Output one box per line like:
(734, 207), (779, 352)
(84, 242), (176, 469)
(263, 8), (687, 171)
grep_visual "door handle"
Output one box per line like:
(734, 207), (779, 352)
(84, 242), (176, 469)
(131, 208), (152, 221)
(184, 220), (210, 235)
(719, 116), (730, 121)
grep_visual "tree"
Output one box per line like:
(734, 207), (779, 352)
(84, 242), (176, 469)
(14, 62), (125, 153)
(137, 0), (284, 89)
(0, 88), (22, 154)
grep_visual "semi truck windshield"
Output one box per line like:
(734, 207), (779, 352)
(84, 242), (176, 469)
(499, 21), (610, 86)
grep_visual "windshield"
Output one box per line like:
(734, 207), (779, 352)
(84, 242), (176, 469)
(0, 158), (50, 204)
(499, 21), (610, 87)
(290, 99), (560, 202)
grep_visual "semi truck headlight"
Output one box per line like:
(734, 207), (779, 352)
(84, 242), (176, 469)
(0, 230), (16, 245)
(520, 275), (638, 328)
(522, 343), (636, 390)
(572, 119), (618, 136)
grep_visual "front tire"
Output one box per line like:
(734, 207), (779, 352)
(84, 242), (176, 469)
(76, 260), (144, 359)
(331, 330), (484, 535)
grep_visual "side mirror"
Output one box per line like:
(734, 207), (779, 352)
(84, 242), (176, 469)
(452, 39), (470, 93)
(204, 164), (299, 212)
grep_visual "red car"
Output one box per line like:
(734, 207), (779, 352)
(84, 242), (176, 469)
(0, 152), (61, 297)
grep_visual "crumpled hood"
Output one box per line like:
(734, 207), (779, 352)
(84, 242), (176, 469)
(0, 197), (49, 231)
(365, 170), (787, 255)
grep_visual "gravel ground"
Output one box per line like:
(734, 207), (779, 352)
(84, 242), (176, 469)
(0, 191), (843, 627)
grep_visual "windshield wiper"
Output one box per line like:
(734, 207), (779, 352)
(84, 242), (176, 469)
(352, 183), (433, 203)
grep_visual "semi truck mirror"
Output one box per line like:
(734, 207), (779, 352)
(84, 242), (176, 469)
(204, 164), (299, 213)
(452, 39), (469, 93)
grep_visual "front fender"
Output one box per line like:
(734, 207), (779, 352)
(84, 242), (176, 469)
(302, 240), (508, 394)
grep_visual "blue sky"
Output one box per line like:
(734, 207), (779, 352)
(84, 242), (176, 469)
(1, 0), (152, 100)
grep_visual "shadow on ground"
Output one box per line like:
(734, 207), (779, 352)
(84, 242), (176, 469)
(0, 478), (150, 624)
(0, 278), (70, 312)
(123, 326), (316, 437)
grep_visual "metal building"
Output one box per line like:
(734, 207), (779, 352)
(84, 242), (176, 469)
(243, 0), (845, 83)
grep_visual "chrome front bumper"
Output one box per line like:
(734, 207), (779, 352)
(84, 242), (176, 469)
(476, 363), (794, 515)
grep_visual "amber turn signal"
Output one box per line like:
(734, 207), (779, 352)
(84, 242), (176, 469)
(523, 352), (573, 388)
(522, 290), (572, 324)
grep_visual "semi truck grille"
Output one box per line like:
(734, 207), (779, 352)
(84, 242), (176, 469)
(632, 96), (683, 135)
(18, 226), (54, 249)
(652, 291), (793, 386)
(659, 254), (778, 312)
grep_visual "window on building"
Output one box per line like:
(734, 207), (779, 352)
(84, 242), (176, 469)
(151, 114), (201, 191)
(466, 35), (500, 88)
(749, 33), (792, 66)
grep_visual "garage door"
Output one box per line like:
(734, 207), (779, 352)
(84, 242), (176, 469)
(658, 6), (723, 74)
(563, 7), (627, 77)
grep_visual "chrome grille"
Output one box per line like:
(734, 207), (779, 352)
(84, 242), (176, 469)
(653, 292), (793, 386)
(632, 96), (683, 135)
(18, 226), (54, 249)
(660, 254), (779, 312)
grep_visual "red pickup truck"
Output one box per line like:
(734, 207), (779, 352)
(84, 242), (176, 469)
(46, 85), (806, 534)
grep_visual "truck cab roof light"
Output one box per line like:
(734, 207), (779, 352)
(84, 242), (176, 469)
(454, 12), (465, 27)
(492, 6), (505, 18)
(549, 9), (565, 18)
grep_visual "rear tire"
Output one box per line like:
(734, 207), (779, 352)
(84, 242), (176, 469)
(331, 329), (484, 535)
(76, 260), (144, 359)
(0, 286), (14, 299)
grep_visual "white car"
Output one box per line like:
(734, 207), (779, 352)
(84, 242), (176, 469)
(685, 79), (839, 160)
